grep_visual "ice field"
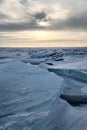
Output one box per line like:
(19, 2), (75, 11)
(0, 48), (87, 130)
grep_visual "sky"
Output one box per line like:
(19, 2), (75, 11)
(0, 0), (87, 47)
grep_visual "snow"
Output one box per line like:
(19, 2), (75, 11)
(48, 60), (87, 82)
(45, 99), (87, 130)
(0, 47), (87, 130)
(45, 77), (87, 130)
(0, 60), (63, 130)
(81, 87), (87, 94)
(48, 69), (87, 82)
(48, 60), (87, 70)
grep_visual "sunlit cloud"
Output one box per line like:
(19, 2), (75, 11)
(0, 0), (87, 47)
(1, 0), (86, 31)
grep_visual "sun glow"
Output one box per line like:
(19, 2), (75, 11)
(38, 21), (50, 27)
(0, 30), (87, 47)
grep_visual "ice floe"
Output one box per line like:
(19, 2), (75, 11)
(0, 60), (63, 130)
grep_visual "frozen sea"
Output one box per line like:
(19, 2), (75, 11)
(0, 47), (87, 130)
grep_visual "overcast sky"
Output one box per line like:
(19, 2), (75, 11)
(0, 0), (87, 47)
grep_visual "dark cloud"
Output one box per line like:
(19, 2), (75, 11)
(0, 21), (45, 31)
(19, 0), (30, 6)
(51, 11), (87, 31)
(34, 11), (46, 20)
(0, 13), (8, 19)
(0, 11), (48, 31)
(0, 0), (87, 32)
(65, 16), (87, 30)
(0, 12), (87, 31)
(0, 0), (5, 4)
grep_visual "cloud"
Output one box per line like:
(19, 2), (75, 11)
(64, 12), (87, 30)
(34, 12), (46, 20)
(0, 13), (8, 19)
(19, 0), (29, 6)
(0, 0), (87, 31)
(0, 21), (45, 31)
(0, 0), (5, 4)
(50, 10), (87, 31)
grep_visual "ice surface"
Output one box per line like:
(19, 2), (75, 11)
(48, 60), (87, 70)
(0, 60), (63, 130)
(81, 87), (87, 94)
(0, 48), (87, 65)
(0, 47), (87, 130)
(45, 55), (87, 130)
(48, 60), (87, 82)
(45, 99), (87, 130)
(48, 68), (87, 82)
